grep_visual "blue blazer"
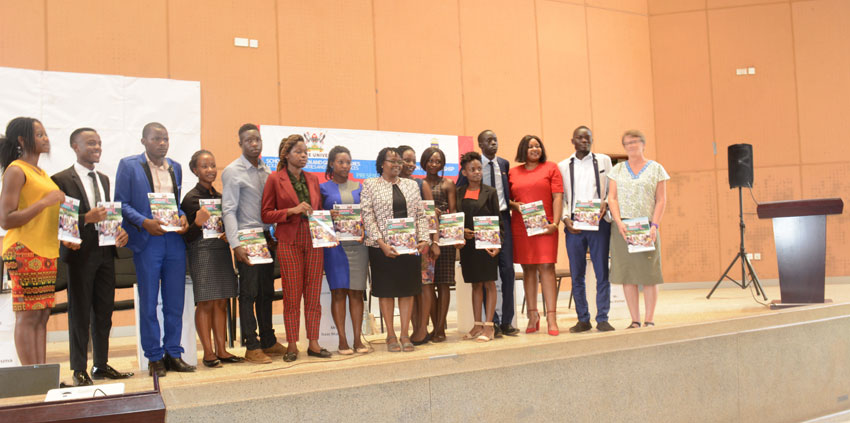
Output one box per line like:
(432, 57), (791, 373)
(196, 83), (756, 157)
(114, 152), (185, 254)
(457, 155), (511, 205)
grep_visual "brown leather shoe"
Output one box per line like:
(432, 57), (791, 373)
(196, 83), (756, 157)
(262, 342), (286, 357)
(245, 349), (273, 364)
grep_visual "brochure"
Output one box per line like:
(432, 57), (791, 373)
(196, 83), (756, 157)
(97, 201), (122, 246)
(623, 217), (655, 253)
(309, 210), (339, 248)
(58, 196), (81, 244)
(199, 199), (224, 239)
(237, 228), (273, 264)
(437, 212), (465, 246)
(422, 200), (438, 234)
(386, 217), (417, 255)
(332, 204), (363, 241)
(520, 200), (548, 237)
(573, 199), (601, 231)
(148, 192), (181, 231)
(473, 216), (501, 249)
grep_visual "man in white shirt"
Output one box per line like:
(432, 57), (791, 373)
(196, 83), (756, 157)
(558, 126), (615, 332)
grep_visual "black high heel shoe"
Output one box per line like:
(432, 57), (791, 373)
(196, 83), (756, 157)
(216, 355), (244, 363)
(202, 358), (222, 368)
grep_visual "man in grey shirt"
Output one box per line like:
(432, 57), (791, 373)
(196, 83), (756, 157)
(222, 123), (283, 364)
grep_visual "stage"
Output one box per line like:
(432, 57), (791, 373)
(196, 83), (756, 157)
(4, 281), (850, 422)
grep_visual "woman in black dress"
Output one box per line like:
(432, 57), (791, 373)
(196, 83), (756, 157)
(455, 152), (501, 342)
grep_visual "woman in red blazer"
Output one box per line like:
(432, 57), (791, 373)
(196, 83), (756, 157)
(261, 134), (329, 362)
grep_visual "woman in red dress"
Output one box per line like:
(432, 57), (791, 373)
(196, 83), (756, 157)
(508, 135), (564, 336)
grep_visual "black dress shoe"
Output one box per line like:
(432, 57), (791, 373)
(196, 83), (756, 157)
(411, 333), (431, 346)
(216, 355), (245, 363)
(148, 360), (166, 378)
(500, 324), (520, 336)
(91, 364), (134, 380)
(493, 324), (503, 338)
(164, 354), (196, 372)
(569, 321), (593, 333)
(72, 370), (93, 386)
(307, 348), (332, 358)
(596, 321), (616, 332)
(283, 352), (298, 362)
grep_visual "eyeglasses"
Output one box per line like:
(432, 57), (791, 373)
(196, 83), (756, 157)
(386, 160), (403, 165)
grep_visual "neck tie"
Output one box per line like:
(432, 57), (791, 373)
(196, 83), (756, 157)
(88, 171), (102, 205)
(489, 161), (496, 187)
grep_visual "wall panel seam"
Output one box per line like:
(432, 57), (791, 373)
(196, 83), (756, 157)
(533, 0), (545, 139)
(273, 0), (283, 126)
(456, 0), (467, 137)
(583, 5), (594, 130)
(787, 2), (804, 189)
(704, 6), (725, 278)
(370, 0), (380, 130)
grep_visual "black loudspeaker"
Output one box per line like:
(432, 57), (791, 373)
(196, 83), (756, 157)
(728, 144), (754, 189)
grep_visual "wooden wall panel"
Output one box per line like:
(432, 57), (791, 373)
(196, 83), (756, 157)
(792, 0), (850, 164)
(459, 0), (542, 159)
(708, 3), (799, 169)
(801, 163), (850, 277)
(535, 0), (592, 160)
(586, 0), (648, 15)
(0, 1), (46, 70)
(648, 0), (706, 15)
(650, 11), (715, 173)
(707, 0), (786, 9)
(45, 0), (168, 78)
(586, 7), (656, 157)
(372, 0), (464, 136)
(168, 0), (281, 173)
(276, 0), (377, 130)
(662, 170), (721, 283)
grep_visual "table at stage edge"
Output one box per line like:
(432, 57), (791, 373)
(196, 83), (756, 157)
(756, 198), (843, 305)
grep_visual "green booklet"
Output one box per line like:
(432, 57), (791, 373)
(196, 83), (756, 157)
(520, 200), (548, 236)
(200, 199), (223, 239)
(421, 200), (437, 234)
(309, 210), (339, 248)
(386, 217), (417, 255)
(332, 204), (363, 241)
(58, 196), (81, 243)
(623, 217), (655, 253)
(437, 212), (465, 246)
(573, 199), (601, 231)
(97, 201), (122, 246)
(237, 228), (273, 264)
(474, 216), (501, 249)
(148, 192), (180, 231)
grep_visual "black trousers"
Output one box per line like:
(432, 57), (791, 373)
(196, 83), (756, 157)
(237, 250), (277, 350)
(66, 247), (116, 371)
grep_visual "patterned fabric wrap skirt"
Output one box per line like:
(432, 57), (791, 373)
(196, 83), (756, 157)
(187, 238), (238, 303)
(433, 245), (456, 285)
(3, 242), (57, 311)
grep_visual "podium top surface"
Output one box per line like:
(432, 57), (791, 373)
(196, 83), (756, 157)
(756, 198), (844, 219)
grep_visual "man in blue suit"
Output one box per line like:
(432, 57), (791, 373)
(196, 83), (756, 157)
(456, 130), (519, 337)
(115, 122), (193, 377)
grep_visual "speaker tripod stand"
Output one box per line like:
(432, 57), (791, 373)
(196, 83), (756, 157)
(707, 187), (767, 300)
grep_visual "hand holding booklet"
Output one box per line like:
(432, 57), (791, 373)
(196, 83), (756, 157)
(58, 196), (81, 244)
(200, 199), (224, 239)
(623, 217), (655, 253)
(473, 216), (501, 249)
(421, 200), (437, 234)
(331, 204), (363, 241)
(237, 228), (273, 264)
(573, 199), (601, 231)
(148, 193), (181, 231)
(520, 200), (548, 236)
(97, 201), (122, 246)
(385, 217), (417, 255)
(437, 212), (465, 246)
(309, 210), (339, 248)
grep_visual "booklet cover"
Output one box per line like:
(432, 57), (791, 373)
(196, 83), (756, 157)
(573, 199), (601, 231)
(309, 210), (339, 248)
(623, 217), (655, 253)
(148, 192), (181, 231)
(520, 200), (548, 236)
(474, 216), (501, 249)
(200, 199), (224, 239)
(422, 200), (438, 234)
(386, 217), (417, 255)
(237, 228), (273, 264)
(97, 201), (122, 246)
(58, 196), (81, 243)
(332, 204), (363, 241)
(437, 212), (465, 246)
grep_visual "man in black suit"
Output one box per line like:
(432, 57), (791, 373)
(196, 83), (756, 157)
(52, 128), (133, 386)
(456, 130), (519, 337)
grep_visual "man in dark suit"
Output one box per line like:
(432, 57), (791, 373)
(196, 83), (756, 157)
(456, 130), (519, 336)
(52, 128), (133, 386)
(115, 122), (192, 377)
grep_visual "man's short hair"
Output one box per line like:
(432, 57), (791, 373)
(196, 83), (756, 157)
(69, 127), (96, 147)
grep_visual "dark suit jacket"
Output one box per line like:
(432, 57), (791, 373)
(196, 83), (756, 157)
(455, 183), (504, 236)
(51, 166), (117, 264)
(261, 169), (322, 242)
(456, 156), (511, 206)
(114, 152), (184, 254)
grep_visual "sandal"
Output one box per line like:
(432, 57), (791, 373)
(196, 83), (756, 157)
(338, 348), (354, 356)
(476, 322), (494, 343)
(386, 336), (401, 352)
(464, 322), (484, 340)
(643, 322), (655, 327)
(400, 337), (415, 352)
(627, 321), (641, 329)
(355, 345), (371, 354)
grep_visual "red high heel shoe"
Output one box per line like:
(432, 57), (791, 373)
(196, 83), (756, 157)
(526, 309), (540, 334)
(547, 311), (559, 336)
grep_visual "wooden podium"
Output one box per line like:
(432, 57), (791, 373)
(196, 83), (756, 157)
(757, 198), (844, 308)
